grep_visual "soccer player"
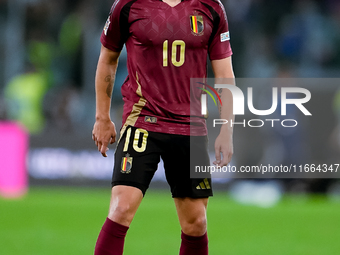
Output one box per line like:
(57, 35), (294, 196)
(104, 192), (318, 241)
(92, 0), (235, 254)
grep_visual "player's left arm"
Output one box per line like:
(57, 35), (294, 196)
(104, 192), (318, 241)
(211, 56), (235, 167)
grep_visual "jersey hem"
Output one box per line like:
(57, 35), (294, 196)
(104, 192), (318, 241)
(124, 121), (208, 136)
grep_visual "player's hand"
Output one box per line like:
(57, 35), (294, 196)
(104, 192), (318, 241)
(92, 119), (116, 157)
(213, 131), (233, 167)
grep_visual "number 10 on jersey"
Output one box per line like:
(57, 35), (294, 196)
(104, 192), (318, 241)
(163, 40), (185, 67)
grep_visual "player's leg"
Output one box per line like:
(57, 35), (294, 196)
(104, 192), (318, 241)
(94, 126), (160, 255)
(94, 185), (143, 255)
(174, 197), (208, 236)
(162, 134), (212, 255)
(174, 197), (209, 255)
(108, 185), (143, 226)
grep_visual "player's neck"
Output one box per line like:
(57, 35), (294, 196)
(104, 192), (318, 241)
(162, 0), (182, 7)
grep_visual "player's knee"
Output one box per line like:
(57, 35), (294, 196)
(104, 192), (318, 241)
(182, 216), (207, 236)
(108, 203), (135, 226)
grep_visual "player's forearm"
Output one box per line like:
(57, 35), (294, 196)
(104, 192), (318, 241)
(211, 57), (235, 135)
(95, 55), (118, 121)
(218, 85), (235, 134)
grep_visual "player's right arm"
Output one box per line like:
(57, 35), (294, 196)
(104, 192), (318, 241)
(93, 0), (131, 156)
(92, 45), (120, 157)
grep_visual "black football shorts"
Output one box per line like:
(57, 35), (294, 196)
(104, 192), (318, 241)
(112, 125), (212, 198)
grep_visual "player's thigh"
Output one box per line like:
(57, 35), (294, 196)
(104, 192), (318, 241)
(108, 185), (143, 226)
(174, 197), (208, 219)
(162, 135), (212, 198)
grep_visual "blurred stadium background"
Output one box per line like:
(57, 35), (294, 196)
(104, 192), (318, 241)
(0, 0), (340, 254)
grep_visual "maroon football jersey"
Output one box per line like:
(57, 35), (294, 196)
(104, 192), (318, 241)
(101, 0), (232, 136)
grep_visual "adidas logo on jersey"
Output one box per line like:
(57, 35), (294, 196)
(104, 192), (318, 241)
(196, 178), (211, 190)
(145, 116), (157, 123)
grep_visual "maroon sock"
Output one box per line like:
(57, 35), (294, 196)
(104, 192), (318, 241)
(94, 218), (129, 255)
(179, 231), (208, 255)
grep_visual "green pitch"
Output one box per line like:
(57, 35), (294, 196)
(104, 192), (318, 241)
(1, 187), (339, 255)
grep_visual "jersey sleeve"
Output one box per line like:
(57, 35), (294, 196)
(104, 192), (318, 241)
(100, 0), (130, 52)
(208, 1), (233, 60)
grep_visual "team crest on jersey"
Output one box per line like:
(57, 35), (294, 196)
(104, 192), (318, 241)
(121, 153), (133, 174)
(103, 16), (111, 36)
(190, 15), (204, 35)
